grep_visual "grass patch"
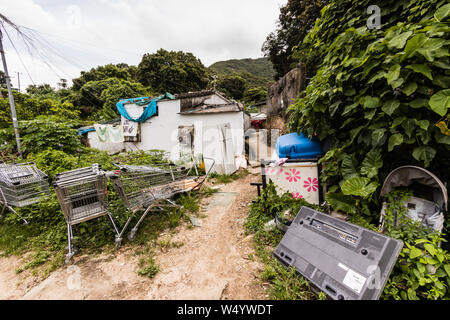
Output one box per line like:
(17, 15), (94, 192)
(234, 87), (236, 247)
(210, 169), (250, 184)
(200, 186), (220, 197)
(244, 182), (325, 300)
(137, 256), (160, 278)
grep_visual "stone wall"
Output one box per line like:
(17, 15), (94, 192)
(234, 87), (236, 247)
(266, 64), (307, 117)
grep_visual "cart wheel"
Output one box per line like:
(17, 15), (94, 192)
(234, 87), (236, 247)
(114, 237), (122, 250)
(65, 253), (74, 265)
(127, 230), (136, 241)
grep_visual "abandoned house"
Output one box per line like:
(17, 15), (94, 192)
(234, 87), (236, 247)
(82, 90), (251, 175)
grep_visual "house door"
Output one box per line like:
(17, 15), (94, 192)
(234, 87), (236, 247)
(178, 125), (194, 159)
(218, 123), (237, 175)
(202, 123), (237, 175)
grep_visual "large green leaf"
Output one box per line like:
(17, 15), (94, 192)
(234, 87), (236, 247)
(435, 131), (450, 145)
(361, 96), (381, 109)
(360, 149), (383, 178)
(417, 120), (430, 130)
(410, 247), (423, 259)
(325, 193), (357, 214)
(386, 64), (401, 86)
(412, 146), (436, 167)
(409, 98), (428, 109)
(342, 102), (359, 115)
(341, 154), (358, 179)
(429, 89), (450, 116)
(404, 34), (428, 58)
(435, 3), (450, 22)
(406, 64), (433, 80)
(341, 176), (379, 198)
(417, 39), (447, 62)
(382, 99), (400, 115)
(402, 119), (417, 138)
(388, 31), (413, 49)
(372, 128), (386, 146)
(388, 133), (403, 152)
(402, 82), (418, 96)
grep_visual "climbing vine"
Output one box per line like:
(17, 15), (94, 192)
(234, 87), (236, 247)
(289, 1), (450, 215)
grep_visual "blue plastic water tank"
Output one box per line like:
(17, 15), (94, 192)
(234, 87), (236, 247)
(276, 132), (322, 159)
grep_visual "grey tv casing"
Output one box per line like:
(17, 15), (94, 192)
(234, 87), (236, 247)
(273, 207), (403, 300)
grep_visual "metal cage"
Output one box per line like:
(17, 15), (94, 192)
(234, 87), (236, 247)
(0, 162), (50, 223)
(54, 164), (120, 262)
(110, 162), (200, 245)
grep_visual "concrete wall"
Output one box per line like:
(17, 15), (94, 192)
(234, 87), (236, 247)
(267, 64), (307, 117)
(86, 94), (247, 173)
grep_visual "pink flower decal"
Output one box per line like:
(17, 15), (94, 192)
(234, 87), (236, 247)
(304, 177), (319, 192)
(285, 168), (301, 183)
(292, 192), (304, 199)
(265, 167), (284, 175)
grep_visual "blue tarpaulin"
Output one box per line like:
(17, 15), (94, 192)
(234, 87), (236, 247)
(77, 127), (96, 136)
(116, 92), (175, 122)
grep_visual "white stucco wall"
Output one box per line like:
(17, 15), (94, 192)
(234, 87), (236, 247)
(86, 95), (247, 172)
(124, 99), (246, 170)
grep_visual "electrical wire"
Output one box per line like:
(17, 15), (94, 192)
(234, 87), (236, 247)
(1, 24), (35, 85)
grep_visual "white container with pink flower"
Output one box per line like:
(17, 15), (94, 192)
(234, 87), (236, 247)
(265, 161), (321, 205)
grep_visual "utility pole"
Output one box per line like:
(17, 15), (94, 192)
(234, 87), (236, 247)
(16, 71), (21, 92)
(0, 28), (22, 157)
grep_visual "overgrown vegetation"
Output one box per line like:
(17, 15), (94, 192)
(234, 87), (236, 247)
(245, 183), (326, 300)
(0, 148), (204, 278)
(289, 0), (450, 223)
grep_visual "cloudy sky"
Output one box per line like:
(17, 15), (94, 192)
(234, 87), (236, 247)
(0, 0), (286, 89)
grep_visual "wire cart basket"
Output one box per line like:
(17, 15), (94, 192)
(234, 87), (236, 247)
(0, 162), (50, 224)
(110, 158), (212, 247)
(54, 164), (120, 263)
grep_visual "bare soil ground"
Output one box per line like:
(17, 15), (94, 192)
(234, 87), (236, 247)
(0, 168), (267, 300)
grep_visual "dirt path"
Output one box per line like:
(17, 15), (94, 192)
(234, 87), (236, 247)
(0, 169), (267, 300)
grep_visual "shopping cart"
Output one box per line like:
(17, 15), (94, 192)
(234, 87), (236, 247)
(0, 162), (50, 224)
(53, 164), (120, 263)
(110, 157), (214, 247)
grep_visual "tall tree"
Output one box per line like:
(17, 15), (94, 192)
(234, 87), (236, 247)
(72, 63), (132, 91)
(137, 49), (209, 94)
(262, 0), (328, 80)
(217, 75), (246, 100)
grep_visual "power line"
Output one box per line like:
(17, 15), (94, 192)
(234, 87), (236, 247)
(2, 25), (35, 86)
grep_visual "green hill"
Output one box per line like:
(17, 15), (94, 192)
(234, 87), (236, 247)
(209, 57), (275, 89)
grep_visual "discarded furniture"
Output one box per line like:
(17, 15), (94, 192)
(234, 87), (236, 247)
(53, 164), (120, 263)
(0, 162), (50, 224)
(379, 166), (447, 233)
(273, 206), (403, 300)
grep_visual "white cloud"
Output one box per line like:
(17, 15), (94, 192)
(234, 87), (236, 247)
(0, 0), (286, 88)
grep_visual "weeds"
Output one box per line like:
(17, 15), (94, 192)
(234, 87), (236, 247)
(137, 256), (160, 278)
(245, 183), (322, 300)
(210, 169), (250, 184)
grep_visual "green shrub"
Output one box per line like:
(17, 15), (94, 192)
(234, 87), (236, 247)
(289, 0), (450, 216)
(20, 115), (82, 155)
(380, 190), (450, 300)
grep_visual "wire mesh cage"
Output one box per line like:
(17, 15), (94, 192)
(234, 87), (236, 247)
(0, 162), (50, 223)
(112, 163), (193, 212)
(110, 161), (200, 244)
(54, 164), (119, 263)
